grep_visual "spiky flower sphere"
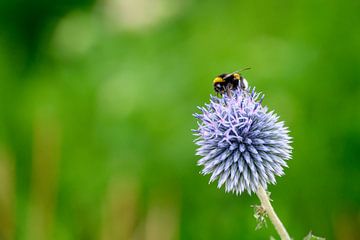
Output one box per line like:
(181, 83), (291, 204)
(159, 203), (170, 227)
(193, 87), (292, 194)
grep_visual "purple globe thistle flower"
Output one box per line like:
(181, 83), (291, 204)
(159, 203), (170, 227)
(193, 87), (292, 195)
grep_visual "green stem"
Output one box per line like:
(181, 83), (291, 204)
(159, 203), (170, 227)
(256, 186), (291, 240)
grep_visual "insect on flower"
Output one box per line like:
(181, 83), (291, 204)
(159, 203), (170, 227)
(194, 73), (294, 239)
(213, 67), (251, 95)
(193, 81), (292, 194)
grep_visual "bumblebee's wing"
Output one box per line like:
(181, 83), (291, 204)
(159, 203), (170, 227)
(223, 73), (234, 79)
(224, 67), (251, 79)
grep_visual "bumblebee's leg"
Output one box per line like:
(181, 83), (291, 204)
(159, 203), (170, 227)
(226, 85), (233, 98)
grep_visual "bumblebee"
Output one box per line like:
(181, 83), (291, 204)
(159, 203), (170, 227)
(213, 67), (250, 95)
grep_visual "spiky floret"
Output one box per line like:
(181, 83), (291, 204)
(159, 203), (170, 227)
(193, 87), (292, 194)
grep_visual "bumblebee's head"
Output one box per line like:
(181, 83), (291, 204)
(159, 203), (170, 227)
(213, 76), (225, 93)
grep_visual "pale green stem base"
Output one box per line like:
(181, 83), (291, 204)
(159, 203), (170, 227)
(256, 186), (291, 240)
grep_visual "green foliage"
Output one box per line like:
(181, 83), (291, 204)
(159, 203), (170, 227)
(0, 0), (359, 239)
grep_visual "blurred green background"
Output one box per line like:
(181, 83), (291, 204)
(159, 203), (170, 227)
(0, 0), (359, 239)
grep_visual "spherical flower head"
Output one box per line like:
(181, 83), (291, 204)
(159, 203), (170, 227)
(193, 87), (292, 195)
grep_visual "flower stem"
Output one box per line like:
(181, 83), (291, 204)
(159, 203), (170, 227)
(256, 186), (291, 240)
